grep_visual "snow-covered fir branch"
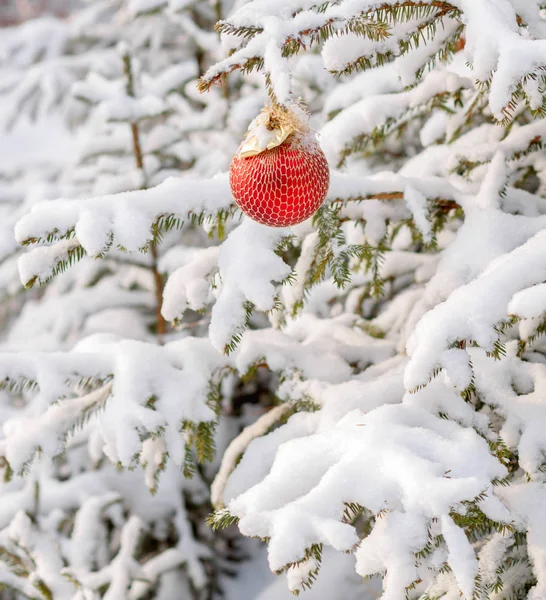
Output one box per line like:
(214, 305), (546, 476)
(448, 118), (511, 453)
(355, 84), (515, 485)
(3, 0), (546, 599)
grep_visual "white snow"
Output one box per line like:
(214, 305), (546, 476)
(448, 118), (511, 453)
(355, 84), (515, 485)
(4, 0), (546, 598)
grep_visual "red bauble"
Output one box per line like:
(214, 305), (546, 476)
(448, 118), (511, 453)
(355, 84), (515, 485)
(230, 133), (330, 227)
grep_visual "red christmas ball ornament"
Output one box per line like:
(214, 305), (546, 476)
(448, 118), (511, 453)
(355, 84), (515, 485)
(230, 105), (330, 227)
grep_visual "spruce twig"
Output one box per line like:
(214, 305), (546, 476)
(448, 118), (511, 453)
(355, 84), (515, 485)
(121, 48), (167, 342)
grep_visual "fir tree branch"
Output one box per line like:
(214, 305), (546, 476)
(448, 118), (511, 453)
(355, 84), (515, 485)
(122, 48), (167, 341)
(211, 403), (293, 508)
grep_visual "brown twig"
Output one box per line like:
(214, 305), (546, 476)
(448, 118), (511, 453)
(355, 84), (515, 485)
(122, 51), (167, 341)
(331, 193), (460, 211)
(150, 242), (167, 339)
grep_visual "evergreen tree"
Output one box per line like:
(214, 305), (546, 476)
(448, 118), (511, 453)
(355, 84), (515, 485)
(4, 0), (546, 599)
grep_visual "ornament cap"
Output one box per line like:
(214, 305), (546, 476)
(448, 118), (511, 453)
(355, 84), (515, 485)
(238, 104), (308, 158)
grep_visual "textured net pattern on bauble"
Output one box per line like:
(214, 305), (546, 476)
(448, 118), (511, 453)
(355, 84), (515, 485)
(230, 134), (330, 227)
